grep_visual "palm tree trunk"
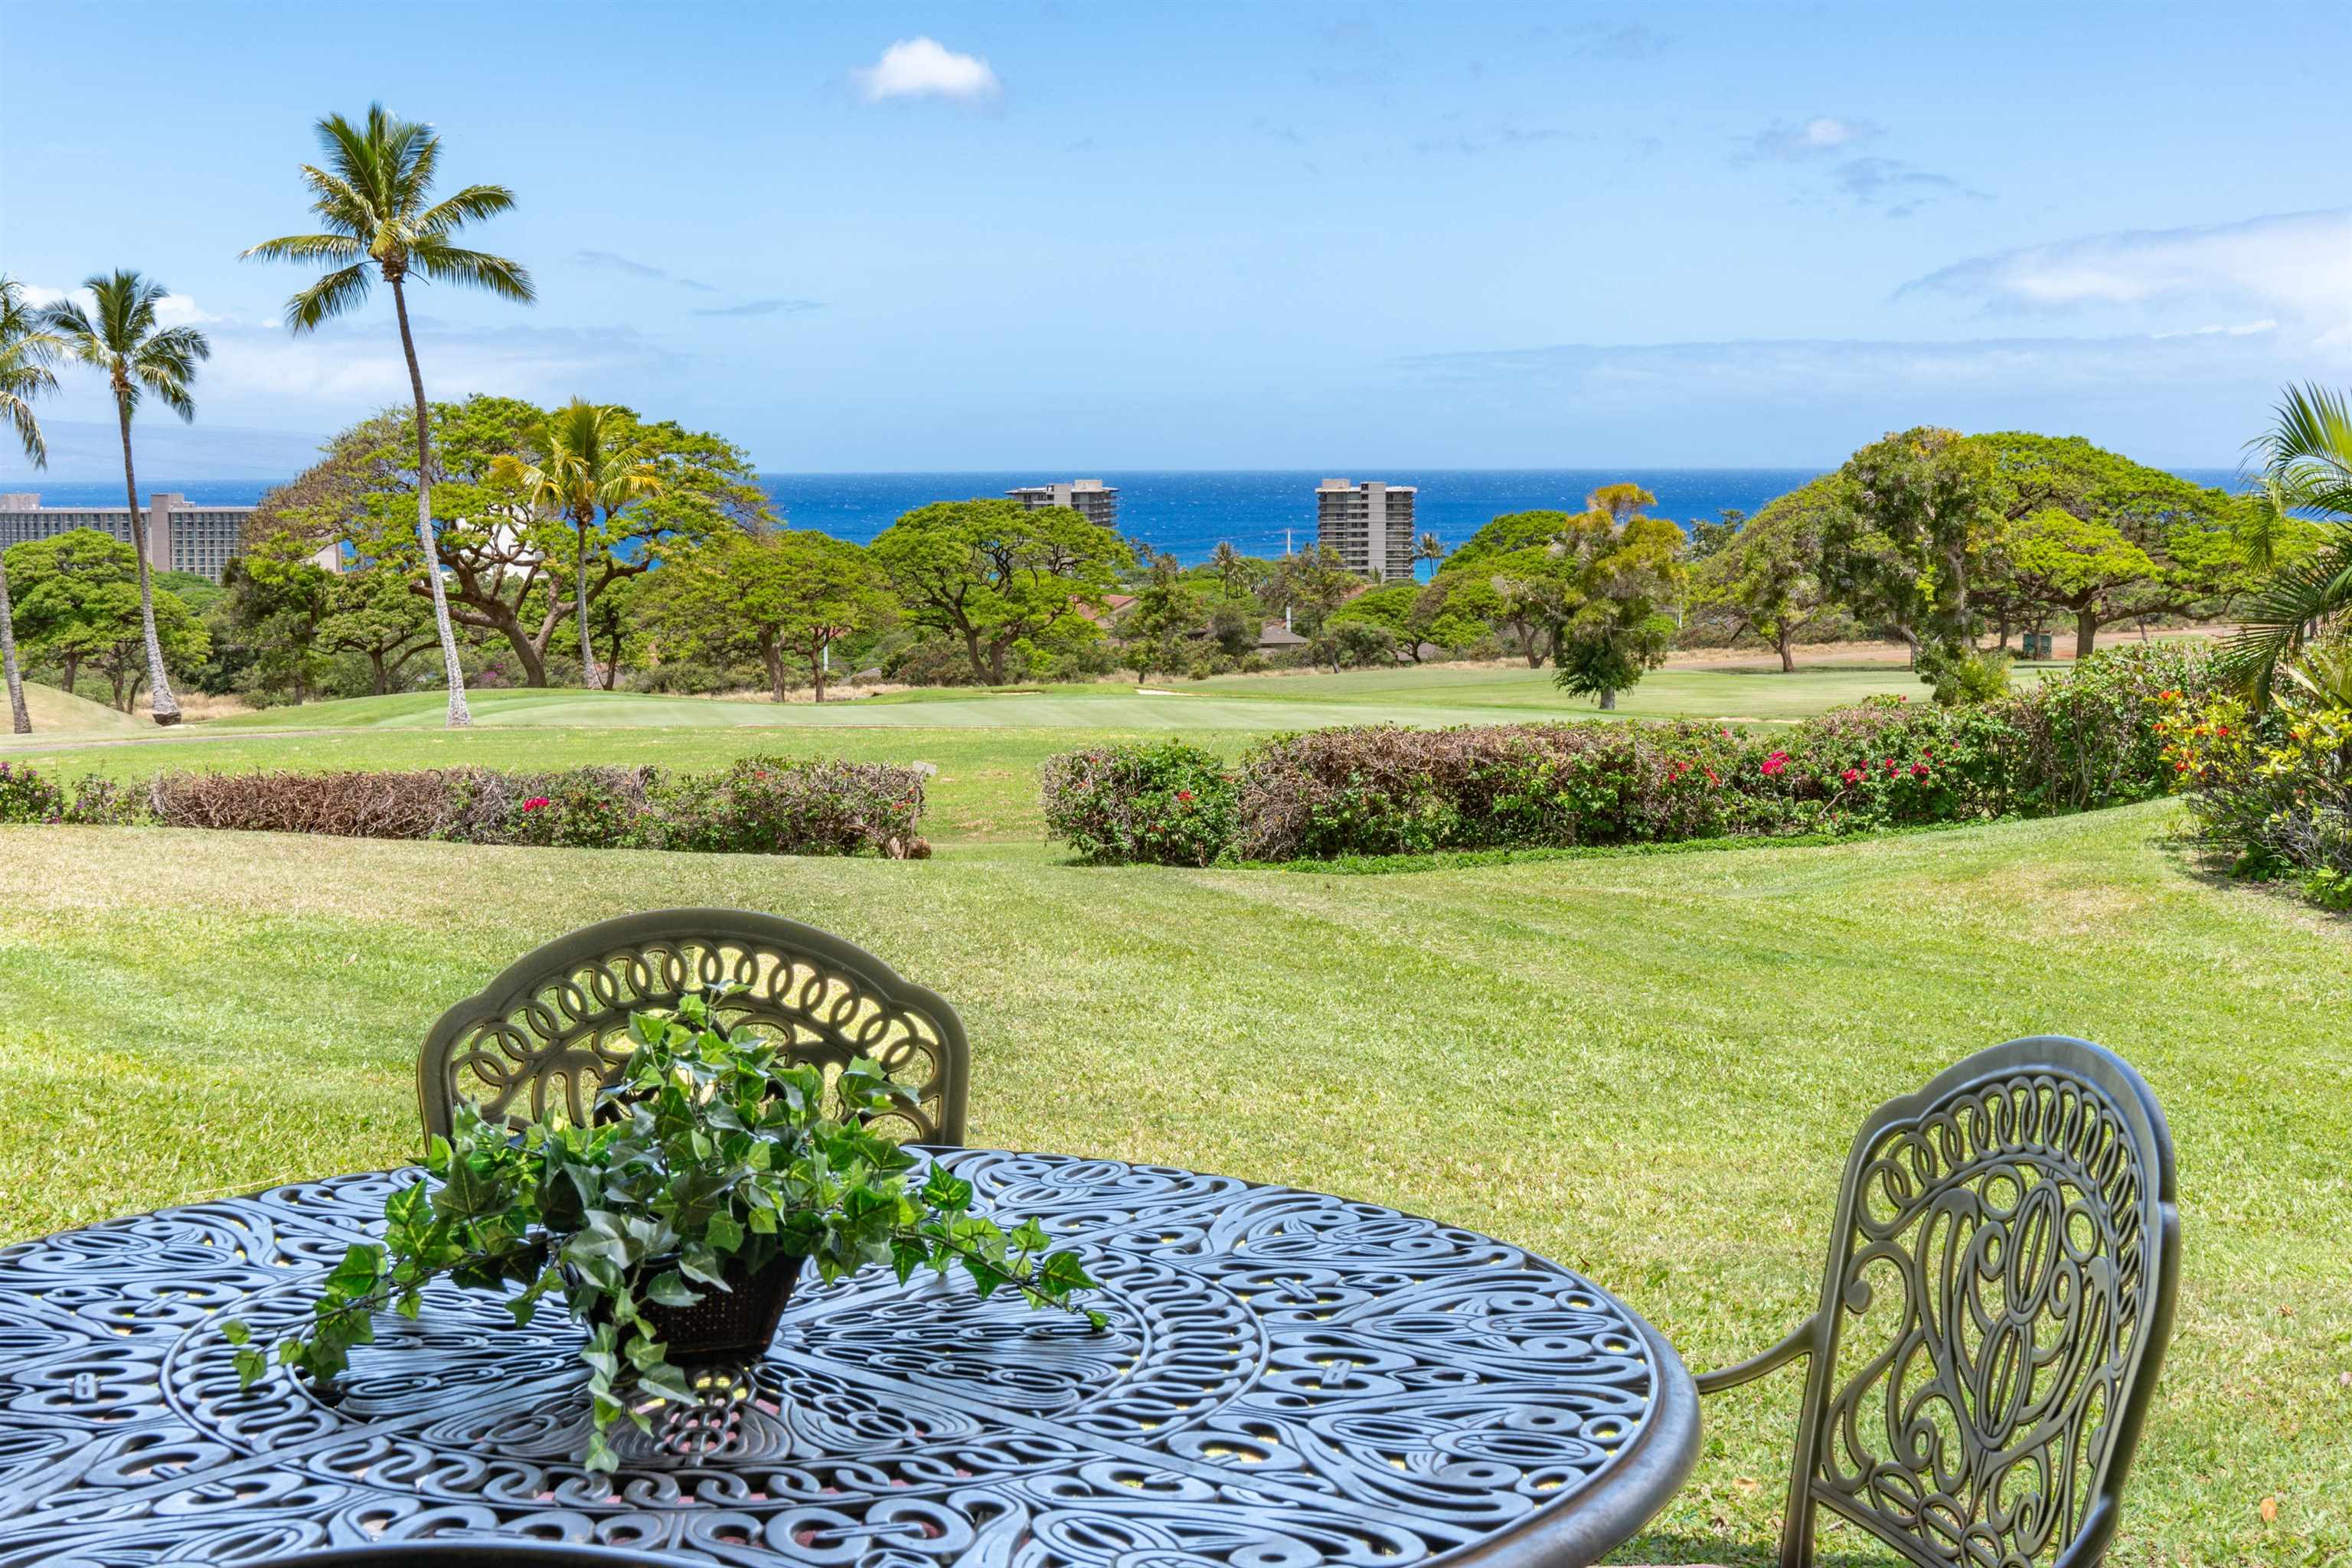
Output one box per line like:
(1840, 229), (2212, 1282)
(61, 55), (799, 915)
(575, 511), (600, 688)
(0, 550), (28, 734)
(116, 392), (180, 726)
(390, 276), (473, 729)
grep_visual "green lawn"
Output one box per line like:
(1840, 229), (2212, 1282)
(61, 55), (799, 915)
(0, 802), (2344, 1564)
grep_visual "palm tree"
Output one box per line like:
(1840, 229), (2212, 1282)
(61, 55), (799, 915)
(1414, 531), (1446, 577)
(2230, 384), (2352, 697)
(488, 400), (663, 688)
(243, 103), (535, 728)
(0, 276), (64, 733)
(37, 271), (210, 726)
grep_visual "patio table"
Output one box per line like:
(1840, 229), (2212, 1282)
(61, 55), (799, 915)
(0, 1148), (1698, 1568)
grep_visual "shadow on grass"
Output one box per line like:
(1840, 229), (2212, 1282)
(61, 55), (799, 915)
(1607, 1531), (1905, 1566)
(2155, 830), (2352, 923)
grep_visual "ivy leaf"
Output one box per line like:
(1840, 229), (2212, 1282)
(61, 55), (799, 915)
(232, 1346), (269, 1388)
(637, 1359), (701, 1407)
(220, 1320), (251, 1347)
(704, 1214), (744, 1255)
(645, 1272), (702, 1308)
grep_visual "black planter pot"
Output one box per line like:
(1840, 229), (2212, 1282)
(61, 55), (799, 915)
(579, 1252), (805, 1364)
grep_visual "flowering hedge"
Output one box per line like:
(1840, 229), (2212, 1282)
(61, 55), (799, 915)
(1039, 740), (1236, 866)
(1043, 643), (2224, 864)
(4, 755), (930, 859)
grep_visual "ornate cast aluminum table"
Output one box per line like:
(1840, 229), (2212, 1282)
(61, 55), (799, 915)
(0, 1150), (1699, 1568)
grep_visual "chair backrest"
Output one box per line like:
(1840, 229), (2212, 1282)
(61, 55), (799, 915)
(1778, 1037), (2179, 1568)
(419, 907), (969, 1146)
(276, 1544), (658, 1568)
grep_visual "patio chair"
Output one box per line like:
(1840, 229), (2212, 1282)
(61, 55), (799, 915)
(418, 907), (970, 1146)
(276, 1545), (659, 1567)
(1646, 1036), (2179, 1568)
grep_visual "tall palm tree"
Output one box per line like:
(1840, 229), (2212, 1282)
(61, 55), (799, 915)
(0, 276), (64, 733)
(38, 271), (210, 726)
(243, 103), (534, 729)
(488, 400), (663, 688)
(2230, 383), (2352, 697)
(1414, 531), (1446, 577)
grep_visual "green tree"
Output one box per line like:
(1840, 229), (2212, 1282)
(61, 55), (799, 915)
(488, 400), (665, 688)
(1822, 427), (1998, 665)
(1971, 431), (2256, 658)
(869, 498), (1131, 685)
(223, 544), (336, 703)
(1259, 545), (1359, 637)
(1446, 508), (1578, 570)
(0, 276), (64, 733)
(1691, 484), (1833, 671)
(2227, 385), (2352, 696)
(36, 270), (211, 725)
(5, 530), (136, 695)
(1685, 507), (1747, 564)
(1116, 554), (1211, 678)
(1547, 503), (1684, 709)
(319, 560), (440, 695)
(243, 103), (536, 730)
(1485, 544), (1580, 667)
(653, 531), (893, 701)
(1414, 570), (1504, 652)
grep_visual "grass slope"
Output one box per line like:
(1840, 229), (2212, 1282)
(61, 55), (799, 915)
(0, 802), (2344, 1563)
(10, 680), (143, 737)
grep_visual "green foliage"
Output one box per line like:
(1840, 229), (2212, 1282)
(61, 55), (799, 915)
(1039, 740), (1237, 866)
(1545, 504), (1684, 707)
(1258, 546), (1360, 637)
(1046, 644), (2226, 864)
(1445, 508), (1578, 570)
(1824, 426), (1998, 662)
(3, 529), (207, 709)
(870, 498), (1131, 685)
(228, 986), (1099, 1472)
(2226, 384), (2352, 696)
(645, 530), (893, 701)
(1916, 645), (2014, 707)
(1690, 483), (1834, 667)
(2164, 641), (2352, 905)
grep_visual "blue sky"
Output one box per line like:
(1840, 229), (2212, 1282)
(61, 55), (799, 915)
(3, 1), (2347, 478)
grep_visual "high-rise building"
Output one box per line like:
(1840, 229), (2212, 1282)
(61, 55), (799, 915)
(1315, 479), (1416, 581)
(1006, 479), (1119, 531)
(0, 492), (321, 583)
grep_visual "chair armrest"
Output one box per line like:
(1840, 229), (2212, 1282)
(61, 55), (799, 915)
(1693, 1315), (1818, 1395)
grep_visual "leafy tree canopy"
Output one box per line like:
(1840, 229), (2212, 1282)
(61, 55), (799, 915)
(868, 498), (1130, 686)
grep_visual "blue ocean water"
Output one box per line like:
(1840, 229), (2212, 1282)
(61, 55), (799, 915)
(21, 467), (2240, 567)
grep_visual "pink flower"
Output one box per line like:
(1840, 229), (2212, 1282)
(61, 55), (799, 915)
(1760, 751), (1789, 777)
(1840, 768), (1862, 785)
(1911, 763), (1929, 777)
(521, 796), (551, 812)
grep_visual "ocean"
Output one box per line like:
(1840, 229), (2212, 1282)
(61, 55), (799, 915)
(18, 467), (2241, 567)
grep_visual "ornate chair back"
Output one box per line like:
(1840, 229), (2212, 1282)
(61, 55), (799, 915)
(1772, 1037), (2179, 1566)
(418, 908), (969, 1146)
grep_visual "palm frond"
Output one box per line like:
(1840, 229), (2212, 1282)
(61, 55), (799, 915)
(416, 183), (518, 237)
(1, 389), (49, 468)
(409, 240), (536, 302)
(2222, 531), (2352, 700)
(2246, 383), (2352, 520)
(283, 263), (374, 333)
(242, 232), (367, 265)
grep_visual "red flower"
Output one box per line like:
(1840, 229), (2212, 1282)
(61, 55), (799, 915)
(1761, 752), (1788, 777)
(1703, 766), (1720, 786)
(521, 796), (551, 812)
(1175, 789), (1194, 802)
(1840, 768), (1862, 784)
(1911, 763), (1929, 777)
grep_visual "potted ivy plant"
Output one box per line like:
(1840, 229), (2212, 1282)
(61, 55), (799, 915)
(228, 985), (1102, 1472)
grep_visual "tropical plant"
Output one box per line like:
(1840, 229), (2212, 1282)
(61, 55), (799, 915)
(35, 270), (211, 726)
(646, 529), (893, 701)
(2228, 384), (2352, 697)
(1547, 492), (1685, 710)
(488, 400), (665, 687)
(243, 103), (537, 728)
(0, 276), (63, 733)
(870, 498), (1131, 684)
(228, 986), (1099, 1472)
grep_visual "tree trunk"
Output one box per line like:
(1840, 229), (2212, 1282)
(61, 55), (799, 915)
(1598, 688), (1616, 710)
(574, 509), (600, 688)
(961, 627), (990, 685)
(60, 653), (80, 694)
(1777, 622), (1796, 673)
(988, 642), (1009, 686)
(759, 635), (786, 703)
(0, 550), (28, 734)
(2075, 610), (2099, 661)
(390, 275), (473, 729)
(369, 650), (389, 696)
(116, 391), (180, 726)
(811, 636), (828, 704)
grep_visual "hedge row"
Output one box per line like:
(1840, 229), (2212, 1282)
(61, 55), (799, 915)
(0, 755), (930, 859)
(1041, 644), (2219, 865)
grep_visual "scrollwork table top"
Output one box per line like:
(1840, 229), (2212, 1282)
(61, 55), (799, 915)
(0, 1150), (1698, 1568)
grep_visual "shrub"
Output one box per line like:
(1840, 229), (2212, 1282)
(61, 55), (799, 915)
(0, 762), (149, 826)
(106, 758), (930, 858)
(1232, 721), (1767, 861)
(653, 756), (930, 858)
(1040, 740), (1236, 866)
(2164, 658), (2351, 903)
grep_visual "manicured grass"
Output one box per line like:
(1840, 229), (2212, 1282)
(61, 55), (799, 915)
(0, 802), (2344, 1563)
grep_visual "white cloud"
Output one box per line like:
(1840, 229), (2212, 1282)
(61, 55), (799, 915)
(1747, 115), (1883, 160)
(1903, 209), (2352, 337)
(853, 37), (1002, 103)
(20, 283), (227, 326)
